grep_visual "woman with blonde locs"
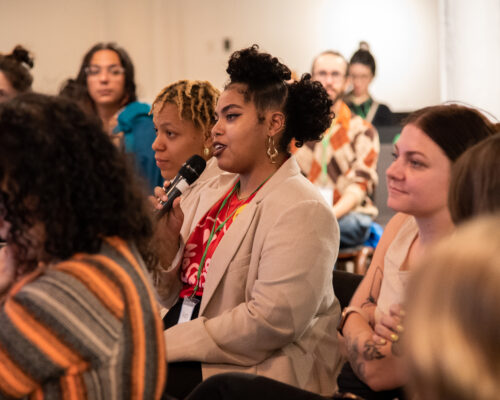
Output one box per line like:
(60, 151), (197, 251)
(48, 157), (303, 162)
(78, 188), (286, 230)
(153, 45), (343, 399)
(148, 79), (221, 296)
(150, 80), (220, 182)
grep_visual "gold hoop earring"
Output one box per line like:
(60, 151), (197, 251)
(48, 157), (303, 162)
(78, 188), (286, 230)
(203, 146), (210, 158)
(267, 136), (278, 164)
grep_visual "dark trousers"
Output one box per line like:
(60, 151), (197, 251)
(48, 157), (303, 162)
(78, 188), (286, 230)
(337, 362), (406, 400)
(186, 373), (329, 400)
(338, 212), (372, 249)
(162, 297), (203, 400)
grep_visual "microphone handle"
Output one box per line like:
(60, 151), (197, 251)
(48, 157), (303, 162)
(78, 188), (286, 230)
(157, 179), (190, 219)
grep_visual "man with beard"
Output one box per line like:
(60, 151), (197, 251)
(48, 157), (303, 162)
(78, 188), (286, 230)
(294, 50), (380, 249)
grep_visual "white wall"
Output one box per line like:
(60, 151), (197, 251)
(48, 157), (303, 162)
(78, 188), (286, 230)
(2, 0), (495, 116)
(439, 0), (500, 118)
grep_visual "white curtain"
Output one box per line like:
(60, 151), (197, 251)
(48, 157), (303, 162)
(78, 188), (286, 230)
(439, 0), (500, 118)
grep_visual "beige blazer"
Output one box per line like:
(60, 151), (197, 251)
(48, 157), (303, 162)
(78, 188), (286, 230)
(161, 157), (342, 396)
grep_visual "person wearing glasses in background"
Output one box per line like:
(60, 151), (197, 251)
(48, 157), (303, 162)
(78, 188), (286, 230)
(294, 50), (380, 250)
(60, 42), (162, 193)
(344, 42), (395, 129)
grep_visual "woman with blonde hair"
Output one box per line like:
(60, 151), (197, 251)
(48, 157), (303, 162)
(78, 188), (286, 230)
(149, 80), (221, 300)
(150, 80), (220, 182)
(405, 215), (500, 400)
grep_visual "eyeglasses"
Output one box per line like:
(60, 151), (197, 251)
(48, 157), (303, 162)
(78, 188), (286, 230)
(350, 74), (372, 81)
(315, 70), (346, 81)
(85, 65), (125, 78)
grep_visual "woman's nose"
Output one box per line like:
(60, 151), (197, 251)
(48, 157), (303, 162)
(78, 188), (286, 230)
(152, 135), (164, 151)
(386, 159), (402, 181)
(211, 120), (222, 139)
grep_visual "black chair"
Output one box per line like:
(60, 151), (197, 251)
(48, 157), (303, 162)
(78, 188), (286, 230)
(332, 269), (363, 310)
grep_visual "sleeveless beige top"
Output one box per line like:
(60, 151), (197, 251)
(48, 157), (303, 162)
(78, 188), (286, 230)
(375, 216), (418, 323)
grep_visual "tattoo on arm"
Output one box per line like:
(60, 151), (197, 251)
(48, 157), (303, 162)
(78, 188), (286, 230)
(345, 334), (386, 381)
(361, 266), (383, 309)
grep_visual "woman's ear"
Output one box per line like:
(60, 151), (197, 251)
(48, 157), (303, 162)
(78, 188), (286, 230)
(268, 111), (286, 138)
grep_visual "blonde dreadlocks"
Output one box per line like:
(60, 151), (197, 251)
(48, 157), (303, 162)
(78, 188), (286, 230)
(151, 80), (220, 141)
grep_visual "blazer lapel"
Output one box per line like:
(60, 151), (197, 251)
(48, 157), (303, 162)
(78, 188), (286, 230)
(200, 201), (257, 314)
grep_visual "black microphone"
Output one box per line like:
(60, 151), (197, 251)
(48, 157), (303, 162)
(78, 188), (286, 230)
(157, 155), (206, 217)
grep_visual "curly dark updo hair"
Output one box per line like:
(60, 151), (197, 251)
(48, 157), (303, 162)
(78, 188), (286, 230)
(226, 45), (333, 150)
(0, 45), (34, 92)
(0, 93), (153, 275)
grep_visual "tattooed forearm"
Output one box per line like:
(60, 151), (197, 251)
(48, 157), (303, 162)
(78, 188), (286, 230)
(345, 334), (386, 380)
(362, 340), (385, 361)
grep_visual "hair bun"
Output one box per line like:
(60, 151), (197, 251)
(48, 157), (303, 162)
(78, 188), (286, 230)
(359, 41), (370, 51)
(10, 45), (34, 68)
(226, 44), (291, 86)
(285, 73), (333, 147)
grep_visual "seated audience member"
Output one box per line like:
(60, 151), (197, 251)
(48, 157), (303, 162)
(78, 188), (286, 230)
(294, 49), (379, 249)
(336, 104), (495, 399)
(153, 45), (342, 399)
(0, 93), (165, 398)
(148, 80), (221, 296)
(448, 132), (500, 224)
(405, 215), (500, 400)
(150, 80), (220, 183)
(344, 42), (394, 128)
(0, 45), (34, 102)
(60, 42), (162, 192)
(183, 108), (498, 400)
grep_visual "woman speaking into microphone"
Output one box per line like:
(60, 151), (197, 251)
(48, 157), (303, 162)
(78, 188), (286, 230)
(153, 45), (342, 399)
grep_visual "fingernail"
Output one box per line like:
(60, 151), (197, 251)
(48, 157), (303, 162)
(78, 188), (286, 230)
(396, 324), (404, 333)
(390, 333), (399, 342)
(399, 310), (406, 317)
(378, 338), (386, 345)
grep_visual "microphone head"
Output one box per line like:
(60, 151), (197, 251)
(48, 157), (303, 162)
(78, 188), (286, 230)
(179, 155), (207, 184)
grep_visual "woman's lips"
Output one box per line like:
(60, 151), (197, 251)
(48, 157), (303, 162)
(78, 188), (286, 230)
(388, 185), (407, 195)
(212, 143), (226, 157)
(155, 159), (169, 168)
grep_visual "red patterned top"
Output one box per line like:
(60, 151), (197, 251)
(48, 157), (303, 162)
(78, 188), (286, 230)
(179, 182), (257, 298)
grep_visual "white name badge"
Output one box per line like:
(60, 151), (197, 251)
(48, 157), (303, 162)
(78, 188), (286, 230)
(178, 297), (199, 324)
(318, 187), (334, 205)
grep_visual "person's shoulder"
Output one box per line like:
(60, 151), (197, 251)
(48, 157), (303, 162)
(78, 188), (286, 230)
(118, 101), (154, 131)
(381, 213), (412, 242)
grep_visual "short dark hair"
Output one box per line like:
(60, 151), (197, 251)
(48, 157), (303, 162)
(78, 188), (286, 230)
(0, 45), (34, 92)
(0, 93), (152, 275)
(61, 42), (137, 115)
(349, 42), (376, 76)
(226, 45), (333, 151)
(403, 104), (495, 162)
(449, 133), (500, 224)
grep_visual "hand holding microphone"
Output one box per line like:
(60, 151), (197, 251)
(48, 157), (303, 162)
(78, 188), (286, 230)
(154, 155), (206, 218)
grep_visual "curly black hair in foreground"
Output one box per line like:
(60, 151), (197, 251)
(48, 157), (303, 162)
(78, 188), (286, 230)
(226, 45), (333, 150)
(0, 93), (153, 274)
